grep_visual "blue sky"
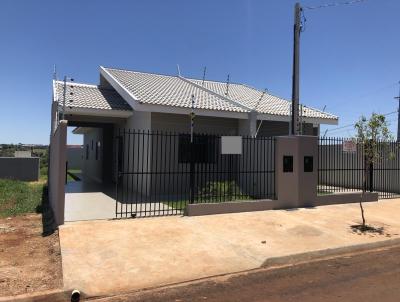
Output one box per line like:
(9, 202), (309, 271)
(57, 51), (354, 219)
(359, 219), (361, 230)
(0, 0), (399, 144)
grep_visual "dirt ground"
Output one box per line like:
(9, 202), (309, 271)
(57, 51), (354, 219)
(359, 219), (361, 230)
(0, 214), (62, 297)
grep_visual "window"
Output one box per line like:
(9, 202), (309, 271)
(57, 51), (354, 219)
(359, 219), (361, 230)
(178, 134), (216, 164)
(85, 144), (89, 160)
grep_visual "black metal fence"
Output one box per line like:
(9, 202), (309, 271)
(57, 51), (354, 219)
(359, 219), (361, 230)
(318, 137), (400, 199)
(115, 130), (275, 218)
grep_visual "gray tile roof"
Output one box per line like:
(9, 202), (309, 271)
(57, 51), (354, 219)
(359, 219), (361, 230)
(104, 67), (337, 121)
(189, 79), (337, 120)
(54, 81), (132, 111)
(104, 68), (247, 113)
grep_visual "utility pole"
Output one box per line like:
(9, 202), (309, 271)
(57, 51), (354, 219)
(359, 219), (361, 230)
(395, 81), (400, 141)
(291, 2), (302, 135)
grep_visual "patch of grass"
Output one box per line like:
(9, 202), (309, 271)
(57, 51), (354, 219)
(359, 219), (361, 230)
(66, 169), (81, 182)
(163, 200), (188, 210)
(0, 179), (46, 218)
(317, 190), (333, 196)
(198, 181), (253, 201)
(161, 181), (256, 210)
(162, 196), (253, 210)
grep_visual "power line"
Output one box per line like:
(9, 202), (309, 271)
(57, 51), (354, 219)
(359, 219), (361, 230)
(325, 110), (398, 134)
(304, 0), (368, 10)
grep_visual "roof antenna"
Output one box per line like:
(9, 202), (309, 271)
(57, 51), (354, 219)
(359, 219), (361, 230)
(254, 88), (268, 110)
(176, 64), (181, 77)
(53, 64), (57, 81)
(225, 74), (230, 96)
(322, 105), (327, 111)
(201, 66), (207, 86)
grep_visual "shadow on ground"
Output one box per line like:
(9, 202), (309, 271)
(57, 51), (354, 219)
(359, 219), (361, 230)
(35, 185), (56, 237)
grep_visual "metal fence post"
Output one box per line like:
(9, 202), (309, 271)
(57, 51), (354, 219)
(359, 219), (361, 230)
(65, 161), (68, 184)
(190, 142), (195, 204)
(369, 161), (374, 192)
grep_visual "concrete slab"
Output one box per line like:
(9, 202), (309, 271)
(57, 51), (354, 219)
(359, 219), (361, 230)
(59, 198), (400, 296)
(64, 181), (178, 221)
(65, 192), (116, 221)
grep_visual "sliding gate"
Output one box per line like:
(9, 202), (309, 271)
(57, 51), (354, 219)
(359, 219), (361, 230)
(115, 129), (275, 218)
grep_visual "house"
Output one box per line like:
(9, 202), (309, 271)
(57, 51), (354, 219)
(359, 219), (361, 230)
(50, 66), (338, 222)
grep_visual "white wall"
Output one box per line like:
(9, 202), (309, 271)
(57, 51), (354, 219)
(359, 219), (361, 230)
(151, 112), (238, 135)
(83, 128), (103, 183)
(113, 111), (152, 196)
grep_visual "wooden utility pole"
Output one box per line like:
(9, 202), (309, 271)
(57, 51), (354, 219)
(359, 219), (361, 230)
(291, 2), (302, 135)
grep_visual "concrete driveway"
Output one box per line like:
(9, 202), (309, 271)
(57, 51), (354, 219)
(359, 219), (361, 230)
(59, 199), (400, 296)
(64, 181), (177, 221)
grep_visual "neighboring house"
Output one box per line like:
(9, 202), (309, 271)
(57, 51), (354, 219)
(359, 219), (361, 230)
(51, 66), (338, 186)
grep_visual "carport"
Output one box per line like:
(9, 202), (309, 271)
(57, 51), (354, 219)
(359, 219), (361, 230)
(64, 180), (116, 222)
(49, 79), (132, 225)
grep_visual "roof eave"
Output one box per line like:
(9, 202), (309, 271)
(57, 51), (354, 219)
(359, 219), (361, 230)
(257, 113), (338, 125)
(63, 107), (133, 118)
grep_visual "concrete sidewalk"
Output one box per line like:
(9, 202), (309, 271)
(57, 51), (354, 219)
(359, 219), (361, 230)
(59, 199), (400, 296)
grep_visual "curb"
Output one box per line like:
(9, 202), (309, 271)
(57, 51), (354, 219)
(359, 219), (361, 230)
(0, 289), (78, 302)
(3, 238), (400, 302)
(86, 238), (400, 302)
(262, 237), (400, 267)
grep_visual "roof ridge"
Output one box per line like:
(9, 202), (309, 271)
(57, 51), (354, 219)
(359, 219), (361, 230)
(54, 80), (98, 88)
(103, 66), (180, 80)
(104, 66), (248, 86)
(179, 76), (253, 112)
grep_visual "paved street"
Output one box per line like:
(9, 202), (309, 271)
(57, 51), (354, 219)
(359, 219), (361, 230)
(93, 244), (400, 302)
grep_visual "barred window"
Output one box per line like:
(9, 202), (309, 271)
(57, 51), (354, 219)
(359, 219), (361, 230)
(178, 134), (217, 164)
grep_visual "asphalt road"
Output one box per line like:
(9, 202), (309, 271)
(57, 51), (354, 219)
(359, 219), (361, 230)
(94, 245), (400, 302)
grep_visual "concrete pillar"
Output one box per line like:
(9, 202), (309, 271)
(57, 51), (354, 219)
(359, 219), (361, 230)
(275, 136), (318, 208)
(249, 111), (257, 137)
(50, 101), (58, 136)
(238, 111), (257, 137)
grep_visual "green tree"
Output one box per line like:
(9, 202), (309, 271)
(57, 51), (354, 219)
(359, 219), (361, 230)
(354, 113), (393, 229)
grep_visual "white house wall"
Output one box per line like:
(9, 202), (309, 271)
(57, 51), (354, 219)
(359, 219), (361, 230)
(113, 111), (152, 197)
(151, 112), (238, 135)
(83, 128), (103, 183)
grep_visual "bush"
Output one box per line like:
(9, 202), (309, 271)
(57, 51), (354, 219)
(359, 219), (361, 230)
(198, 181), (251, 202)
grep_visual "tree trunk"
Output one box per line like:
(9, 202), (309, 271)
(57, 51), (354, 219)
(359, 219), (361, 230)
(360, 162), (368, 227)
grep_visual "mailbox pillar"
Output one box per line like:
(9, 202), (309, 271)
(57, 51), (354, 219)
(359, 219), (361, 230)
(275, 136), (318, 208)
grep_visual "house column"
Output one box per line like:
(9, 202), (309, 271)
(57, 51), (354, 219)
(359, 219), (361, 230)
(238, 111), (257, 137)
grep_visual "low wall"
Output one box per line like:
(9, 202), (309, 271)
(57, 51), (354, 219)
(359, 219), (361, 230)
(186, 199), (276, 216)
(315, 192), (378, 206)
(186, 192), (379, 216)
(0, 157), (40, 181)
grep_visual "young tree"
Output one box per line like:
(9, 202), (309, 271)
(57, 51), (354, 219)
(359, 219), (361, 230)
(354, 113), (393, 229)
